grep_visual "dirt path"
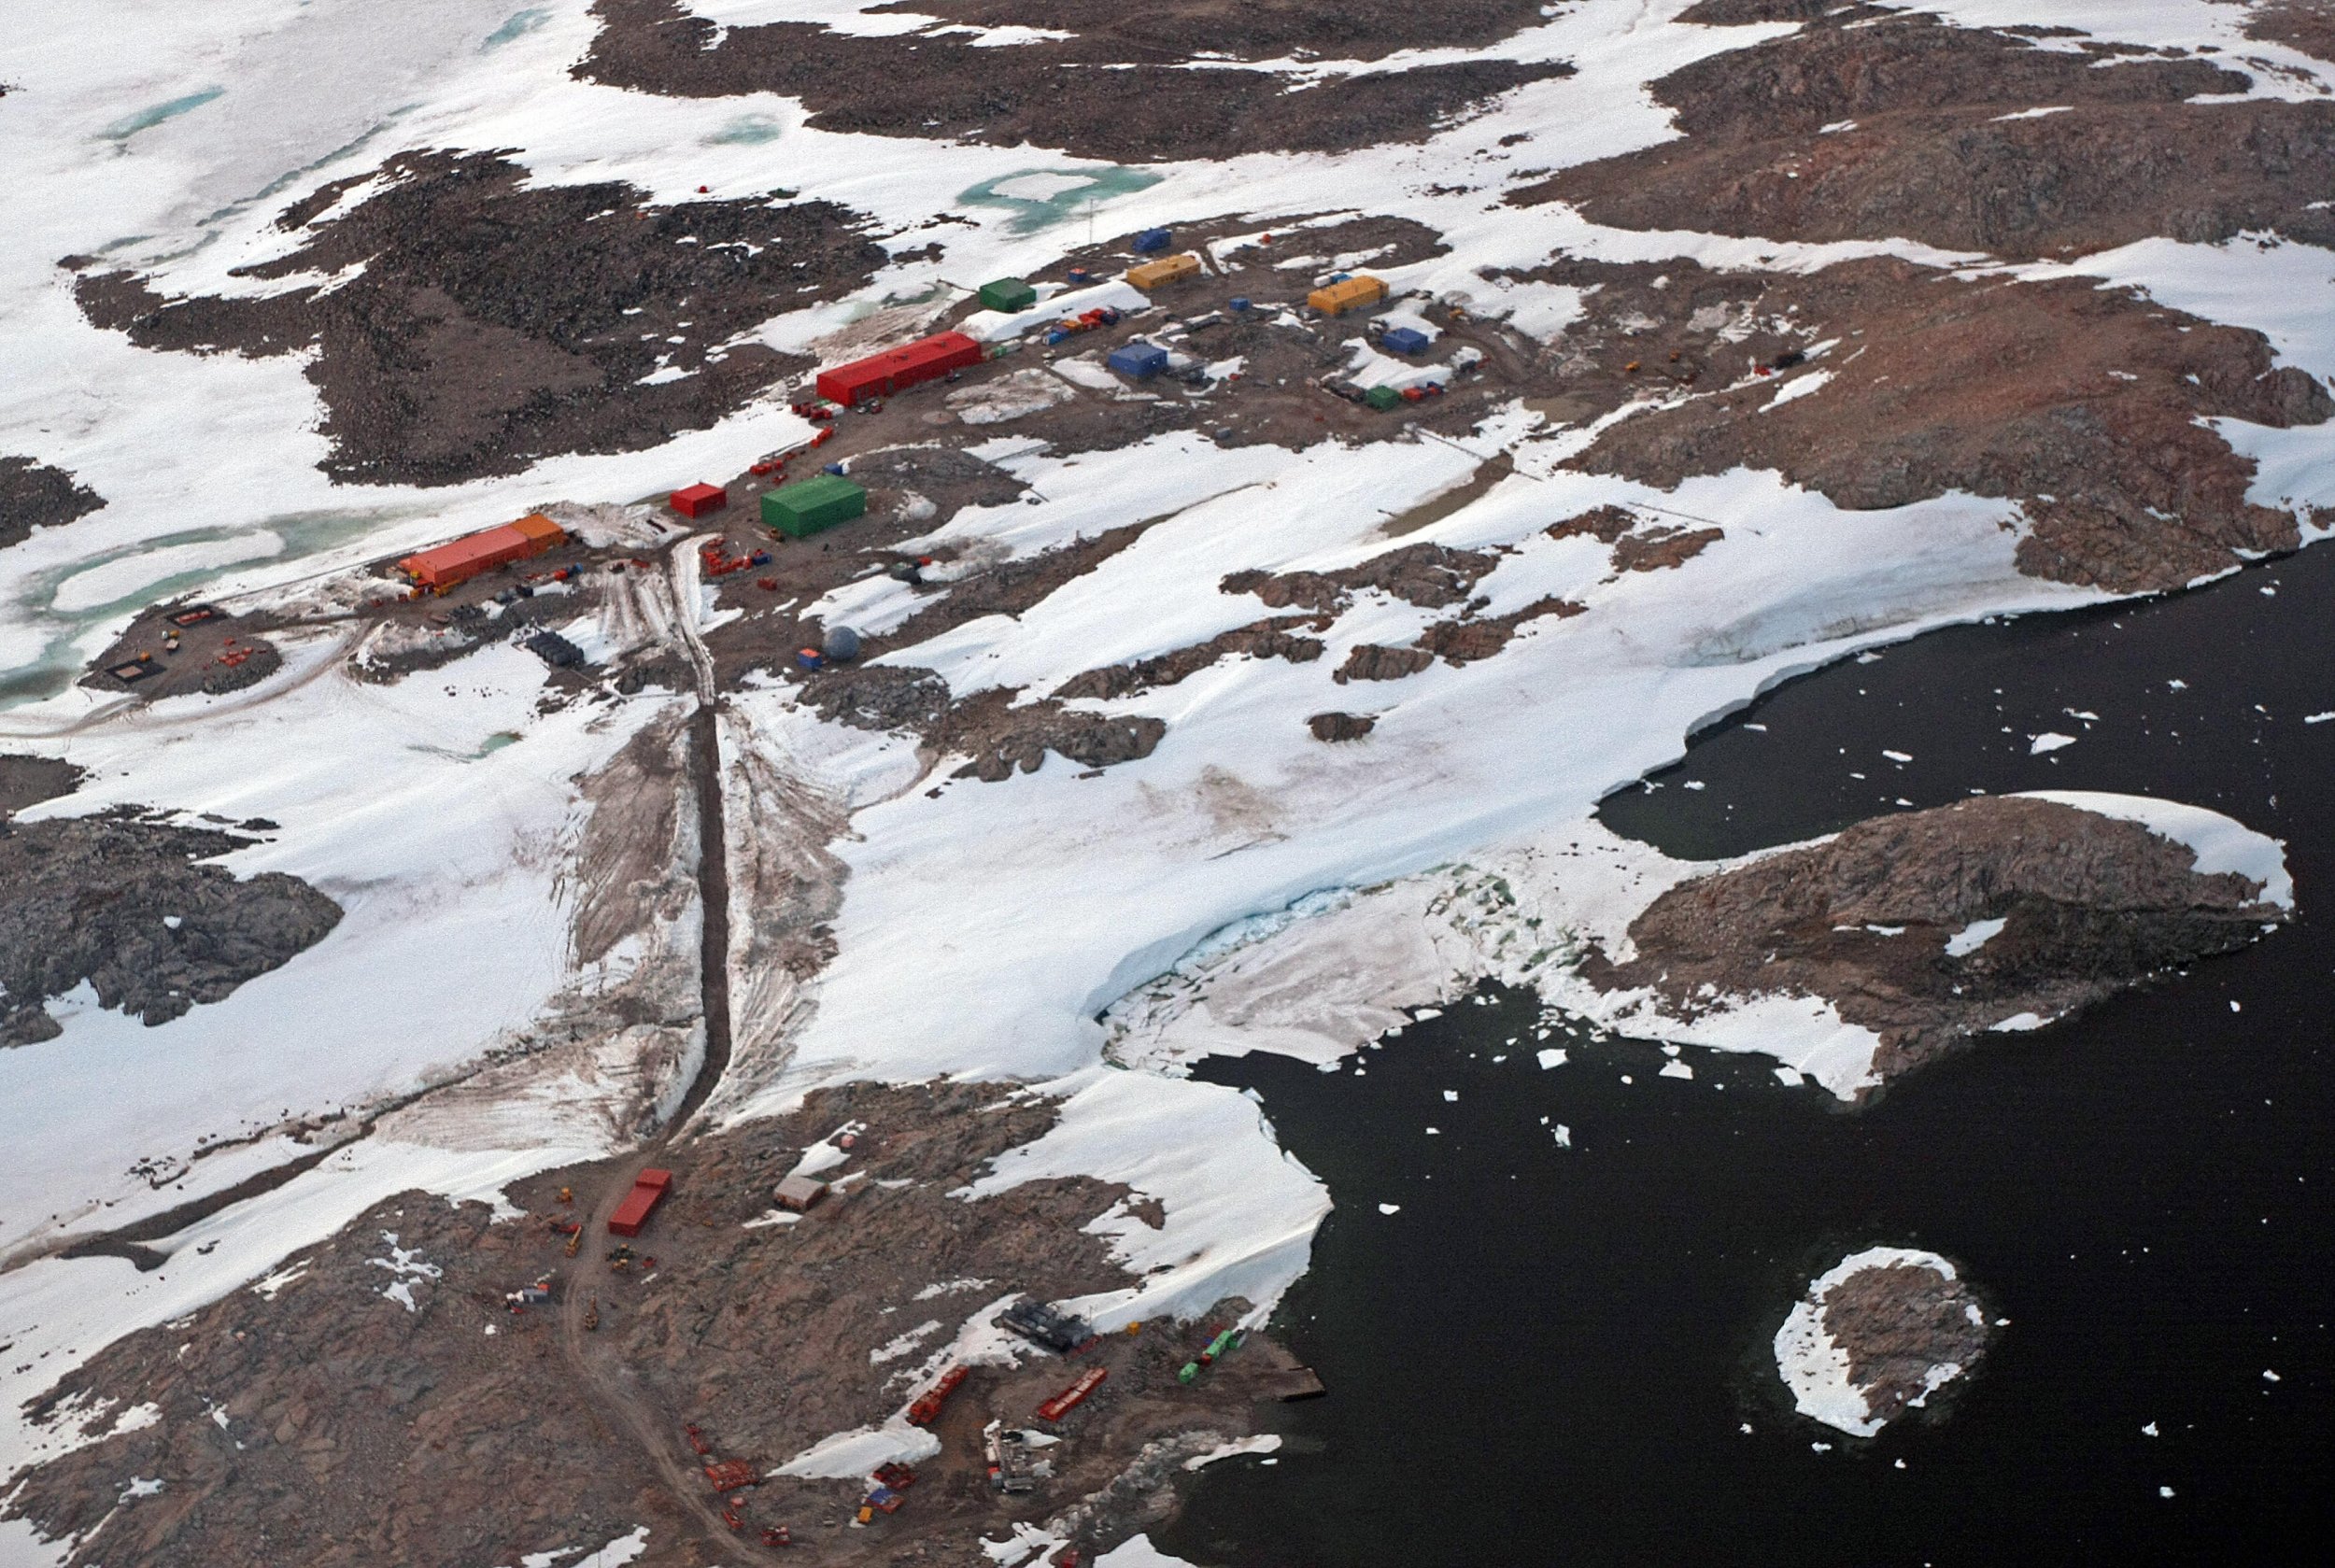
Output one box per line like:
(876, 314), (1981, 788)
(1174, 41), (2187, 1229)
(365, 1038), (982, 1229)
(553, 533), (768, 1562)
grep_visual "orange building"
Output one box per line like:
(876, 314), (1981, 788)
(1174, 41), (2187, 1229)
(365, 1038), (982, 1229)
(398, 514), (566, 592)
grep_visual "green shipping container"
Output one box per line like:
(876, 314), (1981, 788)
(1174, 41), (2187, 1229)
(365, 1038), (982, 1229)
(762, 475), (867, 539)
(978, 277), (1039, 313)
(1365, 385), (1403, 412)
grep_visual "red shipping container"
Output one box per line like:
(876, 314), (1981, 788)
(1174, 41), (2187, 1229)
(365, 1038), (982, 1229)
(815, 332), (984, 407)
(398, 515), (566, 592)
(608, 1168), (673, 1236)
(671, 483), (729, 519)
(1036, 1367), (1107, 1421)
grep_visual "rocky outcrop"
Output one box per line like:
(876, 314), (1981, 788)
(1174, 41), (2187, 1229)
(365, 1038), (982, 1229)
(1775, 1247), (1994, 1436)
(0, 812), (342, 1045)
(1524, 12), (2335, 260)
(1222, 543), (1499, 615)
(74, 151), (885, 487)
(1587, 795), (2290, 1089)
(0, 456), (102, 548)
(576, 0), (1569, 165)
(1513, 255), (2329, 593)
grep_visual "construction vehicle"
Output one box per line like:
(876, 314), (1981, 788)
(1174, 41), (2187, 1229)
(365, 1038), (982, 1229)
(564, 1229), (582, 1258)
(983, 1420), (1037, 1494)
(686, 1423), (712, 1455)
(761, 1526), (792, 1547)
(1041, 305), (1123, 346)
(1000, 1298), (1093, 1354)
(905, 1366), (967, 1426)
(583, 1296), (599, 1332)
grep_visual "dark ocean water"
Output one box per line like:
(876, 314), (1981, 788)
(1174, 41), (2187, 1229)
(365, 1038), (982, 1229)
(1162, 545), (2335, 1566)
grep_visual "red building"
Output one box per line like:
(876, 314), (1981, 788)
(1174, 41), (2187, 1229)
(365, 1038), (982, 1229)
(607, 1168), (672, 1236)
(670, 482), (728, 519)
(815, 332), (984, 407)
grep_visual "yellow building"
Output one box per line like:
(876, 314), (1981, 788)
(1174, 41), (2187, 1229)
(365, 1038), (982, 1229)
(1126, 253), (1203, 290)
(1308, 275), (1388, 315)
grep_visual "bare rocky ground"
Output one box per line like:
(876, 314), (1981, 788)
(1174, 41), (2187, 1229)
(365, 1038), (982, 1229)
(1585, 796), (2290, 1091)
(71, 151), (888, 487)
(577, 0), (1569, 163)
(1521, 9), (2335, 260)
(1792, 1252), (1995, 1431)
(1496, 254), (2332, 592)
(0, 754), (81, 817)
(0, 457), (101, 550)
(3, 1082), (1312, 1567)
(0, 809), (341, 1046)
(2247, 0), (2335, 62)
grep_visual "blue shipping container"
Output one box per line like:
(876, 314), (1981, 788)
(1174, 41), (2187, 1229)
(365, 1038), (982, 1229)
(1382, 326), (1432, 355)
(1108, 342), (1169, 379)
(1132, 228), (1171, 253)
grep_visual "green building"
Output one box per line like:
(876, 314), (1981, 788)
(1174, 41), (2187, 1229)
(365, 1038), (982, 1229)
(763, 474), (867, 539)
(977, 277), (1039, 313)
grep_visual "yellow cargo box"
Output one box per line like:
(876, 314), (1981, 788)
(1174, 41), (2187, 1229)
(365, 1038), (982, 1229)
(1126, 253), (1202, 290)
(1308, 275), (1388, 315)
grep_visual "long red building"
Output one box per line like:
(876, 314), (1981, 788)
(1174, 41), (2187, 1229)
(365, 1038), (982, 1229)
(816, 331), (984, 406)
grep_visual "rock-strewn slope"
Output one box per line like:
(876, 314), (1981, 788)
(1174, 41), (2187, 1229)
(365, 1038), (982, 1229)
(1523, 11), (2335, 259)
(1586, 795), (2289, 1089)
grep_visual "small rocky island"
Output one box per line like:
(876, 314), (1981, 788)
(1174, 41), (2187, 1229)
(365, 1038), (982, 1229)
(1775, 1248), (1996, 1437)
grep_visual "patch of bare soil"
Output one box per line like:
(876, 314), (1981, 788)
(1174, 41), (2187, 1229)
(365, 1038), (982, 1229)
(1410, 594), (1582, 664)
(1804, 1254), (1995, 1429)
(944, 690), (1168, 782)
(0, 754), (82, 817)
(0, 811), (341, 1046)
(799, 661), (1168, 788)
(1308, 710), (1377, 742)
(73, 150), (885, 487)
(2245, 0), (2335, 63)
(1611, 525), (1723, 572)
(1519, 12), (2335, 260)
(1222, 542), (1501, 615)
(1056, 616), (1328, 701)
(0, 456), (102, 548)
(579, 0), (1569, 163)
(4, 1082), (1309, 1567)
(1508, 254), (2329, 592)
(1583, 796), (2289, 1094)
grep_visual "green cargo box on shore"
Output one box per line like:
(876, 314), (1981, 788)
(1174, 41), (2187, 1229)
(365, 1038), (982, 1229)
(978, 277), (1038, 313)
(1364, 385), (1403, 412)
(763, 474), (867, 538)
